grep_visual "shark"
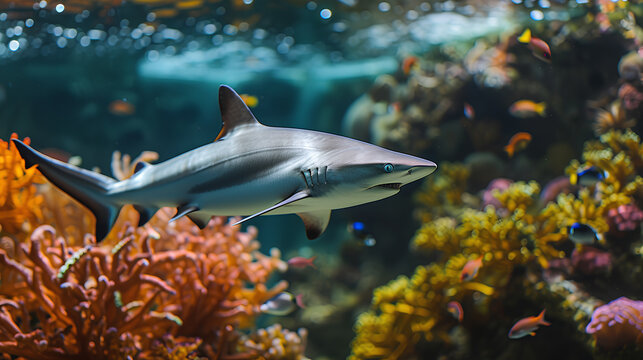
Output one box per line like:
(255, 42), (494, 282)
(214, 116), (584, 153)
(12, 85), (437, 241)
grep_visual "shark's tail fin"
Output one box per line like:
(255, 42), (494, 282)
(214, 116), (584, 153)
(12, 139), (121, 242)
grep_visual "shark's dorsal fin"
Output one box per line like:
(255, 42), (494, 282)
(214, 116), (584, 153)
(297, 210), (331, 240)
(231, 190), (310, 226)
(215, 85), (261, 141)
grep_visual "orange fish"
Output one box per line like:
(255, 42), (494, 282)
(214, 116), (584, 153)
(508, 309), (551, 339)
(460, 256), (483, 282)
(108, 99), (135, 116)
(240, 94), (258, 108)
(402, 56), (419, 75)
(517, 29), (551, 63)
(287, 256), (317, 269)
(504, 132), (532, 158)
(509, 100), (546, 118)
(463, 103), (475, 120)
(447, 301), (463, 322)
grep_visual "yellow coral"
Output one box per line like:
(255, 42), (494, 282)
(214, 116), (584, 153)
(414, 163), (470, 221)
(351, 179), (590, 359)
(235, 324), (308, 360)
(0, 134), (45, 237)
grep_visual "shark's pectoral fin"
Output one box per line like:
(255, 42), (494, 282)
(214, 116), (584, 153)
(297, 210), (331, 240)
(187, 212), (212, 229)
(170, 204), (200, 223)
(232, 190), (310, 226)
(133, 205), (158, 227)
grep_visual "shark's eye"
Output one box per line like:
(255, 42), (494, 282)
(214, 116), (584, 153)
(384, 163), (394, 173)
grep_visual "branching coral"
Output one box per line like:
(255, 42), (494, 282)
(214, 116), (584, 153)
(0, 213), (290, 359)
(0, 133), (45, 237)
(352, 181), (548, 359)
(351, 169), (638, 358)
(0, 134), (305, 359)
(234, 324), (309, 360)
(414, 162), (470, 222)
(567, 130), (643, 199)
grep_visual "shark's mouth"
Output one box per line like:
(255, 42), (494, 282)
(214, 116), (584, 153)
(372, 183), (402, 190)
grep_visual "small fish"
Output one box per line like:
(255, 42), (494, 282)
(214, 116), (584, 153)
(349, 221), (376, 246)
(568, 223), (601, 245)
(447, 301), (464, 322)
(260, 292), (300, 316)
(295, 293), (306, 309)
(570, 166), (606, 187)
(402, 56), (419, 75)
(508, 309), (550, 339)
(240, 94), (258, 108)
(460, 256), (483, 282)
(509, 100), (546, 118)
(517, 29), (551, 63)
(108, 99), (135, 116)
(504, 132), (532, 158)
(287, 256), (317, 269)
(463, 103), (475, 120)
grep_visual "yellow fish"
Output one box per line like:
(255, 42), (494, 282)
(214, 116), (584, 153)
(240, 94), (259, 108)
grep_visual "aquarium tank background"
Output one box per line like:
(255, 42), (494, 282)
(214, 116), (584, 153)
(1, 0), (643, 359)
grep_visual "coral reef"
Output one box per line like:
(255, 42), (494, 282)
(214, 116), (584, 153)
(234, 324), (308, 360)
(351, 127), (643, 358)
(0, 135), (306, 359)
(0, 134), (45, 237)
(413, 162), (471, 222)
(607, 203), (643, 233)
(586, 297), (643, 350)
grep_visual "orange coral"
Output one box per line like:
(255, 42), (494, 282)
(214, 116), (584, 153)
(0, 212), (288, 359)
(0, 134), (305, 359)
(0, 133), (45, 237)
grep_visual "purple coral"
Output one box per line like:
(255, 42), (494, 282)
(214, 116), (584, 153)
(570, 246), (611, 276)
(607, 203), (643, 232)
(585, 297), (643, 349)
(482, 178), (513, 209)
(540, 176), (573, 204)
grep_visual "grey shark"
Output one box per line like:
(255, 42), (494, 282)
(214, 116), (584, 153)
(12, 85), (437, 241)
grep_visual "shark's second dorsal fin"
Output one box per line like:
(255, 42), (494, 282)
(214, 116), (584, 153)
(215, 85), (261, 141)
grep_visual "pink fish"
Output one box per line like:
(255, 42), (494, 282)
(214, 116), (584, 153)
(508, 309), (551, 339)
(447, 301), (463, 322)
(287, 256), (317, 269)
(460, 256), (483, 282)
(295, 294), (306, 309)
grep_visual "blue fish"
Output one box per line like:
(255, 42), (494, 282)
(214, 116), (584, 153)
(349, 221), (376, 246)
(568, 222), (600, 245)
(573, 166), (606, 187)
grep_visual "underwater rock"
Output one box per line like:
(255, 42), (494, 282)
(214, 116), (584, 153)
(342, 94), (376, 142)
(585, 297), (643, 350)
(464, 152), (505, 192)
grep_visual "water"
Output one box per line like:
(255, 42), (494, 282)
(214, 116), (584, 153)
(1, 0), (642, 359)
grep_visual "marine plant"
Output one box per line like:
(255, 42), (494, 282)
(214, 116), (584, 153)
(0, 134), (307, 359)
